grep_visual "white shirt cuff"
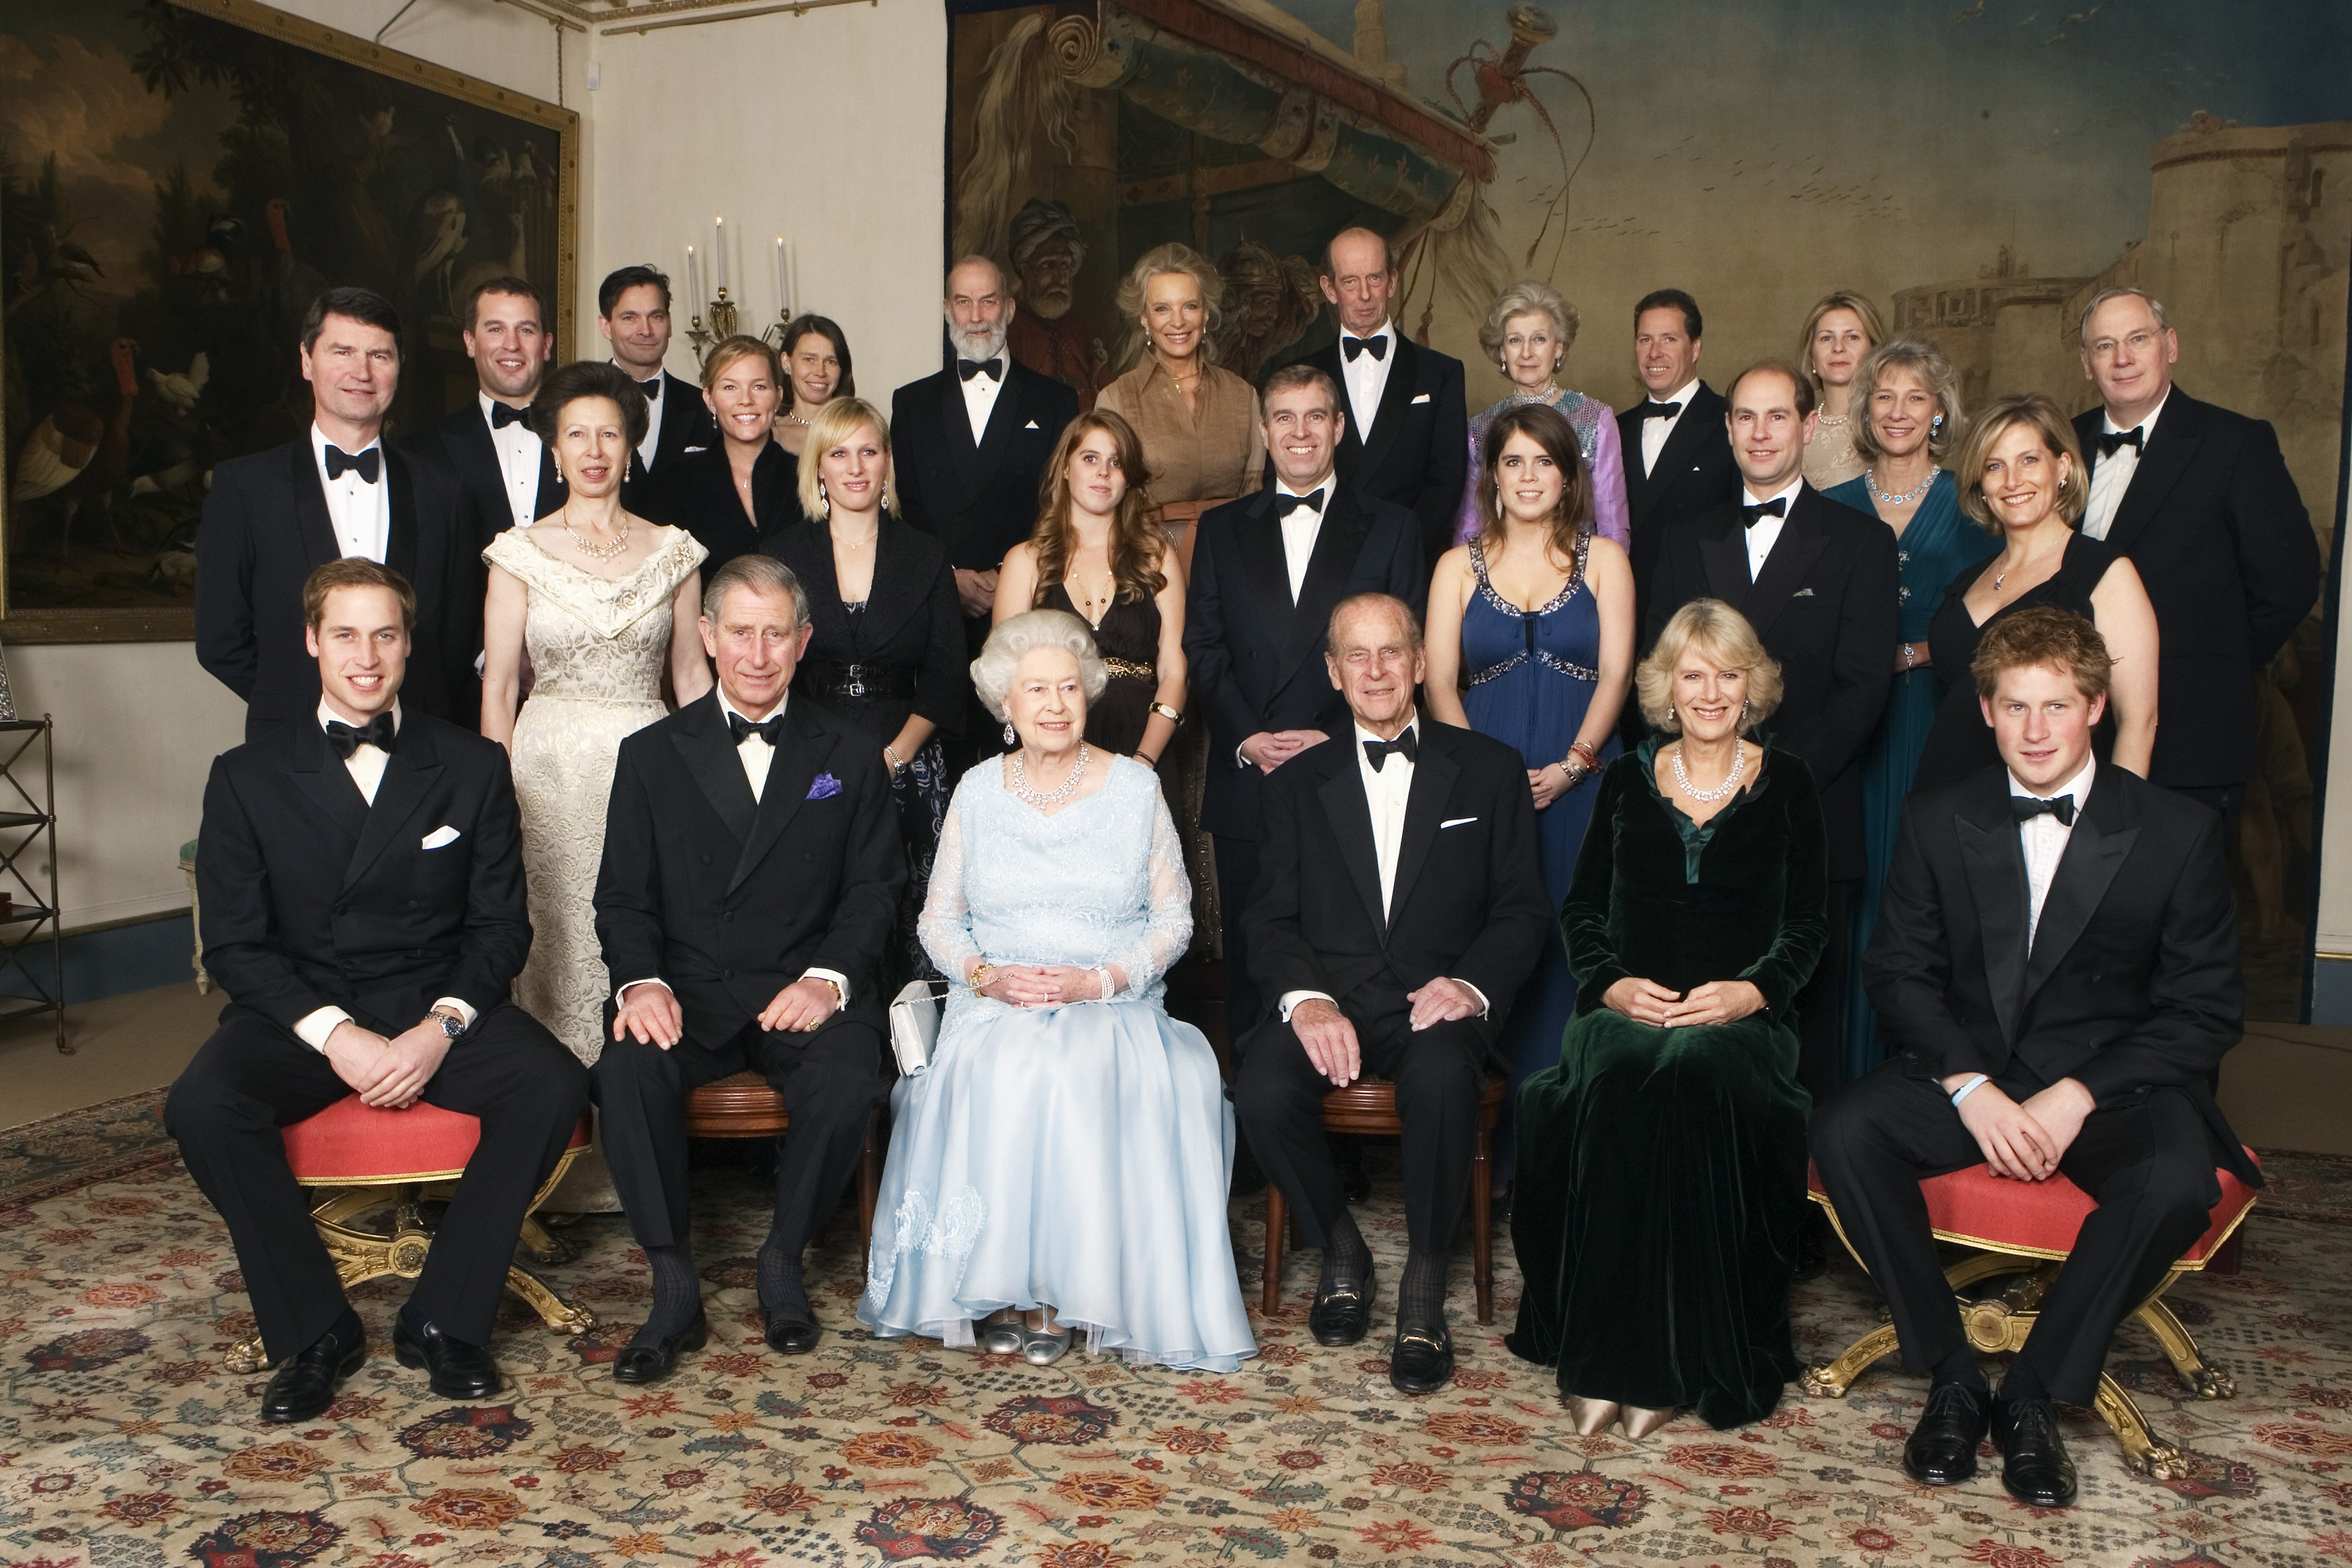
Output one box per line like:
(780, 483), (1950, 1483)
(1236, 743), (1252, 769)
(1278, 990), (1334, 1022)
(431, 997), (478, 1029)
(1457, 979), (1491, 1019)
(616, 977), (670, 1004)
(293, 1006), (352, 1052)
(804, 968), (850, 1011)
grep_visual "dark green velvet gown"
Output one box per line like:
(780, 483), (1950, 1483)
(1507, 737), (1827, 1428)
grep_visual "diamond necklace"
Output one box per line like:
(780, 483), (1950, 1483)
(562, 512), (630, 562)
(1011, 744), (1090, 808)
(1865, 466), (1936, 508)
(1671, 740), (1746, 804)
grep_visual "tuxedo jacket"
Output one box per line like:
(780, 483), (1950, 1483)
(890, 360), (1078, 578)
(1244, 720), (1551, 1033)
(410, 401), (566, 549)
(1616, 381), (1740, 626)
(1183, 485), (1427, 840)
(647, 440), (800, 574)
(1645, 484), (1898, 880)
(2072, 388), (2319, 789)
(594, 691), (905, 1050)
(196, 712), (530, 1037)
(1297, 333), (1468, 563)
(196, 441), (479, 738)
(764, 515), (966, 736)
(1864, 762), (2256, 1185)
(620, 368), (721, 512)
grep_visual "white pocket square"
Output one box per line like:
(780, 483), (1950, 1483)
(1792, 587), (1816, 597)
(421, 826), (461, 849)
(1440, 816), (1477, 829)
(682, 445), (708, 455)
(1024, 419), (1040, 430)
(1411, 392), (1431, 405)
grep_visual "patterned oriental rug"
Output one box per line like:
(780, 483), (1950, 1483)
(4, 1092), (2352, 1568)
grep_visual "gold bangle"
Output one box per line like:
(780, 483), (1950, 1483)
(969, 962), (999, 990)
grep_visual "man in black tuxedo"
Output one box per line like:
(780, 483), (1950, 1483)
(1293, 227), (1468, 564)
(197, 286), (481, 738)
(599, 264), (719, 509)
(1646, 358), (1897, 1101)
(410, 276), (564, 546)
(1185, 364), (1427, 1037)
(891, 255), (1080, 661)
(593, 553), (904, 1382)
(1616, 289), (1739, 653)
(2071, 287), (2320, 817)
(1235, 593), (1550, 1395)
(167, 560), (589, 1423)
(1814, 607), (2254, 1507)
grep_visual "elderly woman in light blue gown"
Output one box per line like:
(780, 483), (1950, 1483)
(858, 609), (1255, 1372)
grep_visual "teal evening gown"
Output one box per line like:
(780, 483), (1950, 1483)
(1508, 739), (1827, 1428)
(1822, 471), (1993, 1084)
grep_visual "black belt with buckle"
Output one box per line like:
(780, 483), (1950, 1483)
(800, 659), (916, 702)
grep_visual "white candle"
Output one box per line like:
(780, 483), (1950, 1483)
(789, 241), (801, 317)
(685, 244), (701, 316)
(714, 216), (727, 291)
(774, 236), (788, 320)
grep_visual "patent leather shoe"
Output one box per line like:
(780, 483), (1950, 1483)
(1307, 1272), (1374, 1347)
(393, 1311), (501, 1400)
(259, 1314), (365, 1424)
(1388, 1321), (1454, 1395)
(763, 1303), (823, 1356)
(1992, 1395), (2079, 1507)
(612, 1313), (707, 1384)
(1903, 1381), (1991, 1487)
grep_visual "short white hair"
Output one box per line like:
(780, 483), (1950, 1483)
(970, 609), (1108, 720)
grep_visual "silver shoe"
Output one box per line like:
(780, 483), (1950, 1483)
(1022, 1314), (1072, 1366)
(978, 1309), (1024, 1356)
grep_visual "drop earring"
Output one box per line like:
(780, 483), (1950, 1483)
(1003, 720), (1016, 747)
(819, 481), (831, 520)
(1931, 414), (1944, 430)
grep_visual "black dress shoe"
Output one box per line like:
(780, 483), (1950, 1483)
(393, 1311), (502, 1400)
(763, 1303), (822, 1356)
(612, 1314), (707, 1384)
(1903, 1382), (1990, 1487)
(260, 1315), (366, 1424)
(1992, 1395), (2079, 1507)
(1307, 1274), (1375, 1347)
(1389, 1322), (1454, 1395)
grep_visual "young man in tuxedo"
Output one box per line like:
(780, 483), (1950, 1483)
(1235, 593), (1550, 1395)
(167, 559), (589, 1423)
(1646, 358), (1897, 1109)
(197, 286), (481, 737)
(592, 554), (904, 1383)
(2071, 287), (2320, 819)
(1293, 227), (1468, 565)
(599, 264), (719, 507)
(1814, 607), (2254, 1506)
(1185, 364), (1427, 1038)
(411, 276), (564, 545)
(1616, 289), (1739, 646)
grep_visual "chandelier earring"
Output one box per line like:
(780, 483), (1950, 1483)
(819, 481), (831, 519)
(1931, 413), (1944, 430)
(1003, 720), (1017, 747)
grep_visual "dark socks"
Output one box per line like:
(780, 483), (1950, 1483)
(1317, 1210), (1372, 1294)
(1999, 1358), (2049, 1407)
(320, 1304), (365, 1352)
(1931, 1343), (1989, 1395)
(635, 1243), (703, 1343)
(1397, 1248), (1448, 1334)
(758, 1235), (812, 1322)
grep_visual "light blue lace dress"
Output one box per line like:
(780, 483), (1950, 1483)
(857, 755), (1256, 1372)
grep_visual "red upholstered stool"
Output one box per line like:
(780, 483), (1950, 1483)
(223, 1097), (594, 1373)
(1804, 1152), (2260, 1479)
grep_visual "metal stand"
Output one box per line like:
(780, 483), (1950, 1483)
(0, 717), (64, 1053)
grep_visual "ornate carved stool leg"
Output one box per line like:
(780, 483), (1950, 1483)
(1803, 1324), (1902, 1398)
(2094, 1372), (2183, 1479)
(2138, 1292), (2235, 1398)
(506, 1265), (595, 1335)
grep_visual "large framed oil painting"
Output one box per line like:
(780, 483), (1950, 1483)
(944, 0), (2352, 1020)
(0, 0), (577, 643)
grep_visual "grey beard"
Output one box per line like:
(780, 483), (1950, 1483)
(951, 324), (1009, 362)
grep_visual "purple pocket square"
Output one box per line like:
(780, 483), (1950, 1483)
(807, 772), (843, 801)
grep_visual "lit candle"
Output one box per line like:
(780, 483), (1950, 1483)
(774, 236), (788, 320)
(714, 215), (727, 291)
(684, 244), (701, 315)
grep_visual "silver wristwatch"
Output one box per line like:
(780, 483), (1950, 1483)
(427, 1009), (466, 1040)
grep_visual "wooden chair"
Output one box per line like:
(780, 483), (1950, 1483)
(1260, 1075), (1509, 1324)
(685, 1070), (883, 1267)
(1803, 1153), (2260, 1479)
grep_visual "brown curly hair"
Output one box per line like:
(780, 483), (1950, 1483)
(1026, 409), (1166, 607)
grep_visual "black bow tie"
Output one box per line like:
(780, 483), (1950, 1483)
(1363, 728), (1417, 772)
(324, 712), (396, 759)
(1274, 488), (1326, 518)
(489, 401), (531, 429)
(1341, 335), (1388, 362)
(728, 709), (787, 747)
(1638, 400), (1683, 420)
(635, 376), (661, 400)
(1740, 496), (1788, 528)
(957, 357), (1003, 382)
(2012, 794), (2077, 826)
(323, 445), (381, 483)
(2098, 427), (2144, 456)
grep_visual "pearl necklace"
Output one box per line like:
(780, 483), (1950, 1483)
(1671, 740), (1746, 804)
(1865, 466), (1936, 508)
(562, 513), (630, 562)
(1011, 744), (1089, 808)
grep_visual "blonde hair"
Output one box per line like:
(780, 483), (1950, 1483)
(1797, 291), (1887, 386)
(1116, 242), (1224, 370)
(1478, 279), (1580, 379)
(796, 397), (897, 523)
(699, 334), (779, 394)
(1636, 599), (1784, 733)
(1850, 335), (1965, 464)
(1954, 394), (2087, 534)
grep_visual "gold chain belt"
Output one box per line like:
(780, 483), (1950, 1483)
(1102, 657), (1157, 680)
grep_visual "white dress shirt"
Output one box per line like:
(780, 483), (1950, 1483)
(481, 393), (545, 532)
(1639, 376), (1702, 478)
(2082, 390), (2169, 542)
(1275, 479), (1329, 603)
(291, 700), (477, 1051)
(2013, 755), (2095, 949)
(1741, 475), (1805, 579)
(958, 352), (1007, 446)
(308, 424), (389, 561)
(615, 361), (667, 471)
(1338, 319), (1397, 443)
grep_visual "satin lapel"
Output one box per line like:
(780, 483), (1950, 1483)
(341, 721), (442, 892)
(1383, 740), (1458, 937)
(731, 704), (833, 894)
(1278, 493), (1373, 688)
(1741, 492), (1828, 640)
(1355, 335), (1420, 478)
(2024, 782), (2139, 998)
(2099, 409), (2202, 556)
(383, 451), (420, 586)
(290, 724), (369, 847)
(1956, 802), (2032, 1046)
(673, 693), (756, 846)
(1318, 755), (1387, 941)
(959, 371), (1025, 505)
(1698, 522), (1751, 609)
(1233, 492), (1297, 655)
(287, 444), (341, 568)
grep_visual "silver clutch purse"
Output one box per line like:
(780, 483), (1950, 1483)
(888, 980), (949, 1075)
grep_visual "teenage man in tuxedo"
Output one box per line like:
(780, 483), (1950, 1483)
(1293, 227), (1468, 564)
(1186, 364), (1427, 1037)
(197, 286), (481, 738)
(167, 559), (589, 1423)
(1647, 359), (1897, 1105)
(599, 264), (719, 508)
(1815, 607), (2254, 1507)
(891, 256), (1080, 659)
(1616, 289), (1739, 646)
(411, 276), (564, 545)
(1235, 593), (1550, 1395)
(2071, 287), (2320, 819)
(592, 554), (903, 1383)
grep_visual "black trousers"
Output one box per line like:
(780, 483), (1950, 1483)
(1810, 1061), (2221, 1406)
(1214, 834), (1265, 1045)
(1234, 992), (1489, 1256)
(1793, 878), (1855, 1100)
(164, 1003), (589, 1362)
(594, 1012), (884, 1262)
